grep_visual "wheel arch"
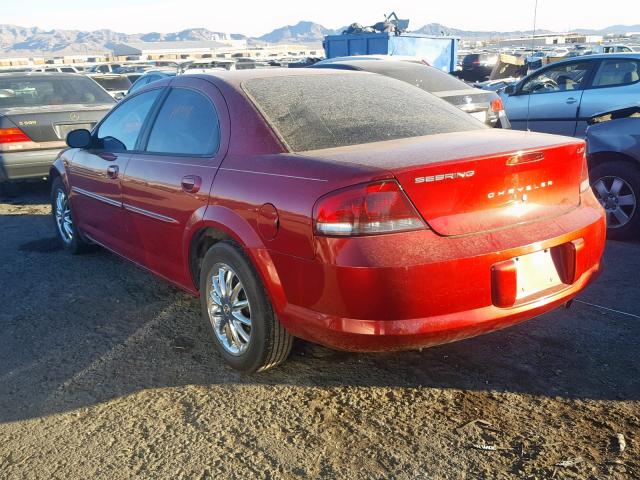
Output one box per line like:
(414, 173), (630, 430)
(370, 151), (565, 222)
(185, 206), (288, 314)
(588, 151), (640, 170)
(48, 157), (69, 189)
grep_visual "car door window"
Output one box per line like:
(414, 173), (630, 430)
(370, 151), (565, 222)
(521, 62), (592, 94)
(145, 88), (220, 156)
(96, 89), (161, 151)
(592, 59), (640, 87)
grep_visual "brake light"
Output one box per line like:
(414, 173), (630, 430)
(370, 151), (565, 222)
(0, 128), (31, 144)
(578, 144), (590, 193)
(313, 180), (426, 236)
(490, 98), (504, 113)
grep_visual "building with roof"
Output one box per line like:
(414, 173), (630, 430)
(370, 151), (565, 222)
(496, 33), (604, 48)
(109, 40), (321, 61)
(110, 40), (241, 60)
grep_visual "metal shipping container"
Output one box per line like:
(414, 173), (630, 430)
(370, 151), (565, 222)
(323, 33), (459, 72)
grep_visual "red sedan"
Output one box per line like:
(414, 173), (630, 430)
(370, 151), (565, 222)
(50, 70), (606, 372)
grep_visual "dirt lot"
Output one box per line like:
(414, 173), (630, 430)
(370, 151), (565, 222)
(1, 182), (639, 479)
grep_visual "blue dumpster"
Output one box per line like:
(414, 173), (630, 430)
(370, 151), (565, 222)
(323, 33), (459, 72)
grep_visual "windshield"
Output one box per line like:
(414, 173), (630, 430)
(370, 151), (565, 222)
(0, 76), (115, 107)
(91, 76), (132, 91)
(342, 61), (470, 93)
(243, 73), (486, 152)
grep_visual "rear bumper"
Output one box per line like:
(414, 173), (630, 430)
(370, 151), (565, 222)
(0, 148), (62, 181)
(271, 192), (606, 352)
(497, 110), (511, 129)
(280, 261), (601, 352)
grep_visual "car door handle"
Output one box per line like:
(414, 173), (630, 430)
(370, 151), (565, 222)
(107, 165), (119, 179)
(99, 152), (118, 161)
(566, 97), (578, 104)
(181, 175), (201, 193)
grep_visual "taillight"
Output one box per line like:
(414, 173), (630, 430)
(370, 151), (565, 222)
(0, 128), (31, 144)
(313, 180), (426, 236)
(578, 144), (590, 193)
(490, 98), (504, 113)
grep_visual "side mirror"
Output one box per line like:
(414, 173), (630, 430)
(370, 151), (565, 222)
(114, 92), (126, 101)
(503, 84), (516, 95)
(66, 129), (92, 149)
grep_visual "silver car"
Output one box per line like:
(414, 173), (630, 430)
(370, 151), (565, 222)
(500, 54), (640, 138)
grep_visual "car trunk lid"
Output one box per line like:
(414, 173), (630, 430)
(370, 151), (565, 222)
(0, 104), (112, 143)
(305, 130), (585, 236)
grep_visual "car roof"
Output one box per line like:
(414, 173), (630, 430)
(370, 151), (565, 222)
(317, 55), (426, 64)
(549, 53), (640, 64)
(0, 72), (87, 78)
(186, 67), (360, 89)
(87, 73), (129, 78)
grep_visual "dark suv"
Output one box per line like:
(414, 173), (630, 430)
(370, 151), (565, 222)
(459, 53), (498, 82)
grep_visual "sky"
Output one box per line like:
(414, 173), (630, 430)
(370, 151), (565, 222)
(4, 0), (639, 37)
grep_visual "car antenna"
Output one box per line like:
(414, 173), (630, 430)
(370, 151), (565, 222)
(526, 0), (538, 132)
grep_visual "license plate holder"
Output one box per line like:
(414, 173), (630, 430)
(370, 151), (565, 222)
(54, 123), (95, 140)
(515, 249), (563, 300)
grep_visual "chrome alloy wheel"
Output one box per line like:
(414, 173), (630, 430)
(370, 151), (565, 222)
(206, 263), (252, 355)
(592, 176), (637, 229)
(54, 189), (74, 243)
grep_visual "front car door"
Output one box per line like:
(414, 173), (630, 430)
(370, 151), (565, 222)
(67, 88), (162, 255)
(504, 60), (596, 136)
(121, 77), (229, 286)
(576, 57), (640, 137)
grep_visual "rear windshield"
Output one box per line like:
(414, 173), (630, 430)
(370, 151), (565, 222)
(91, 76), (131, 91)
(243, 73), (485, 152)
(0, 76), (115, 107)
(344, 61), (470, 93)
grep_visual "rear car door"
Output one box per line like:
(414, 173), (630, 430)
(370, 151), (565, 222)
(121, 78), (229, 286)
(67, 88), (162, 255)
(505, 60), (596, 136)
(576, 58), (640, 137)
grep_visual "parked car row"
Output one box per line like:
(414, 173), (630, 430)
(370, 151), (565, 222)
(2, 53), (639, 240)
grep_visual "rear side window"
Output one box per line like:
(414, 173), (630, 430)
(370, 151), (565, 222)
(92, 76), (131, 92)
(96, 89), (161, 151)
(145, 88), (220, 156)
(349, 62), (469, 93)
(243, 74), (485, 152)
(593, 59), (640, 87)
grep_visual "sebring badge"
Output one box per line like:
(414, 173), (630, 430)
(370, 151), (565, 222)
(415, 171), (475, 184)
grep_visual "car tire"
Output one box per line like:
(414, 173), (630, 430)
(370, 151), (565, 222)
(199, 241), (292, 372)
(590, 160), (640, 241)
(50, 176), (92, 254)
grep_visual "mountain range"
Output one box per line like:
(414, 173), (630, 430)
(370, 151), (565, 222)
(1, 21), (639, 56)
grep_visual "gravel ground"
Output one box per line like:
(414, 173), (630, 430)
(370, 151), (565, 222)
(1, 182), (639, 479)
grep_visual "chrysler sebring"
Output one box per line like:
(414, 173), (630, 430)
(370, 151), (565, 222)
(50, 70), (606, 372)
